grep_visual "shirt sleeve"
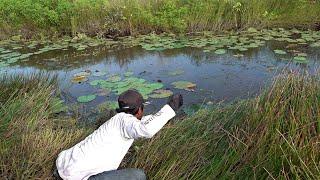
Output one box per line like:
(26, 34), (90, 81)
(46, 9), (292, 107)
(122, 105), (176, 139)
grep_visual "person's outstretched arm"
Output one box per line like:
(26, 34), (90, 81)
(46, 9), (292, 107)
(122, 94), (183, 139)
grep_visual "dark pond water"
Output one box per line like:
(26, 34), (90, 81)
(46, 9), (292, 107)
(1, 32), (320, 122)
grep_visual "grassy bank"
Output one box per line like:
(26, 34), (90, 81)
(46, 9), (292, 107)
(0, 74), (91, 179)
(128, 72), (320, 179)
(0, 0), (320, 40)
(0, 71), (319, 179)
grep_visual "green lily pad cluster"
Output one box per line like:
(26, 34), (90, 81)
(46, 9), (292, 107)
(0, 37), (118, 69)
(77, 94), (96, 103)
(293, 56), (308, 64)
(1, 28), (320, 69)
(274, 49), (287, 55)
(71, 71), (91, 83)
(149, 89), (173, 99)
(0, 49), (33, 68)
(90, 76), (164, 99)
(168, 69), (184, 76)
(136, 28), (320, 61)
(171, 81), (196, 91)
(139, 33), (185, 51)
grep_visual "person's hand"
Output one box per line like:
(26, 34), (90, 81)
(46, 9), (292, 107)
(167, 94), (183, 111)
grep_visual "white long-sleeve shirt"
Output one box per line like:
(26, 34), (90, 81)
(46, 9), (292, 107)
(56, 105), (176, 180)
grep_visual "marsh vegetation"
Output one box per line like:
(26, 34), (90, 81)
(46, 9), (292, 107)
(0, 0), (320, 179)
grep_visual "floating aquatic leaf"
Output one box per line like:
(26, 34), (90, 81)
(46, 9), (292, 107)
(6, 57), (19, 64)
(77, 94), (96, 103)
(168, 69), (184, 76)
(293, 56), (308, 64)
(145, 83), (163, 90)
(238, 47), (248, 52)
(0, 62), (9, 68)
(1, 50), (12, 54)
(247, 27), (258, 33)
(124, 71), (134, 77)
(100, 81), (116, 89)
(149, 89), (173, 99)
(297, 53), (307, 57)
(71, 75), (88, 83)
(107, 75), (121, 82)
(274, 49), (287, 55)
(12, 46), (22, 50)
(74, 71), (91, 77)
(172, 81), (196, 91)
(310, 42), (320, 47)
(214, 49), (226, 55)
(90, 79), (106, 86)
(96, 88), (111, 96)
(233, 54), (244, 58)
(124, 77), (146, 84)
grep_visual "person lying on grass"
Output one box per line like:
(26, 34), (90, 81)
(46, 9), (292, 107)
(55, 89), (183, 180)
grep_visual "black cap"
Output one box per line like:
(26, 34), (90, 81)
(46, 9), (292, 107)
(117, 89), (144, 112)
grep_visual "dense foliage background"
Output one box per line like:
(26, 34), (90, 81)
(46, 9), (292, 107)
(0, 0), (319, 39)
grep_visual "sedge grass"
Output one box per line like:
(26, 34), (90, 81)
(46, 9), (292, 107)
(129, 72), (320, 179)
(0, 71), (319, 179)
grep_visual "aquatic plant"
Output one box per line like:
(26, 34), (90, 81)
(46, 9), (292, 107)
(171, 81), (196, 91)
(77, 94), (96, 103)
(89, 75), (165, 100)
(149, 89), (173, 99)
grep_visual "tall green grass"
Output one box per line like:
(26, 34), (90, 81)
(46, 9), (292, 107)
(0, 0), (319, 39)
(0, 72), (319, 179)
(0, 74), (90, 179)
(129, 72), (320, 179)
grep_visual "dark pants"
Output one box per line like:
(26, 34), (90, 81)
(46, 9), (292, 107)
(54, 168), (146, 180)
(89, 168), (146, 180)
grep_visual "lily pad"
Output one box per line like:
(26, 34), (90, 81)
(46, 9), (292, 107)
(274, 49), (287, 55)
(233, 54), (244, 58)
(90, 79), (106, 86)
(172, 81), (196, 91)
(107, 75), (121, 82)
(71, 75), (88, 83)
(96, 88), (111, 96)
(214, 49), (226, 55)
(238, 47), (248, 52)
(297, 53), (307, 57)
(168, 69), (184, 76)
(124, 71), (134, 77)
(77, 94), (96, 103)
(93, 71), (107, 77)
(293, 56), (308, 64)
(310, 42), (320, 47)
(149, 89), (173, 99)
(0, 62), (9, 68)
(145, 83), (163, 90)
(74, 71), (91, 77)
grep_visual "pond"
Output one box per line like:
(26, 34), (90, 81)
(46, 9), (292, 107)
(1, 28), (319, 122)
